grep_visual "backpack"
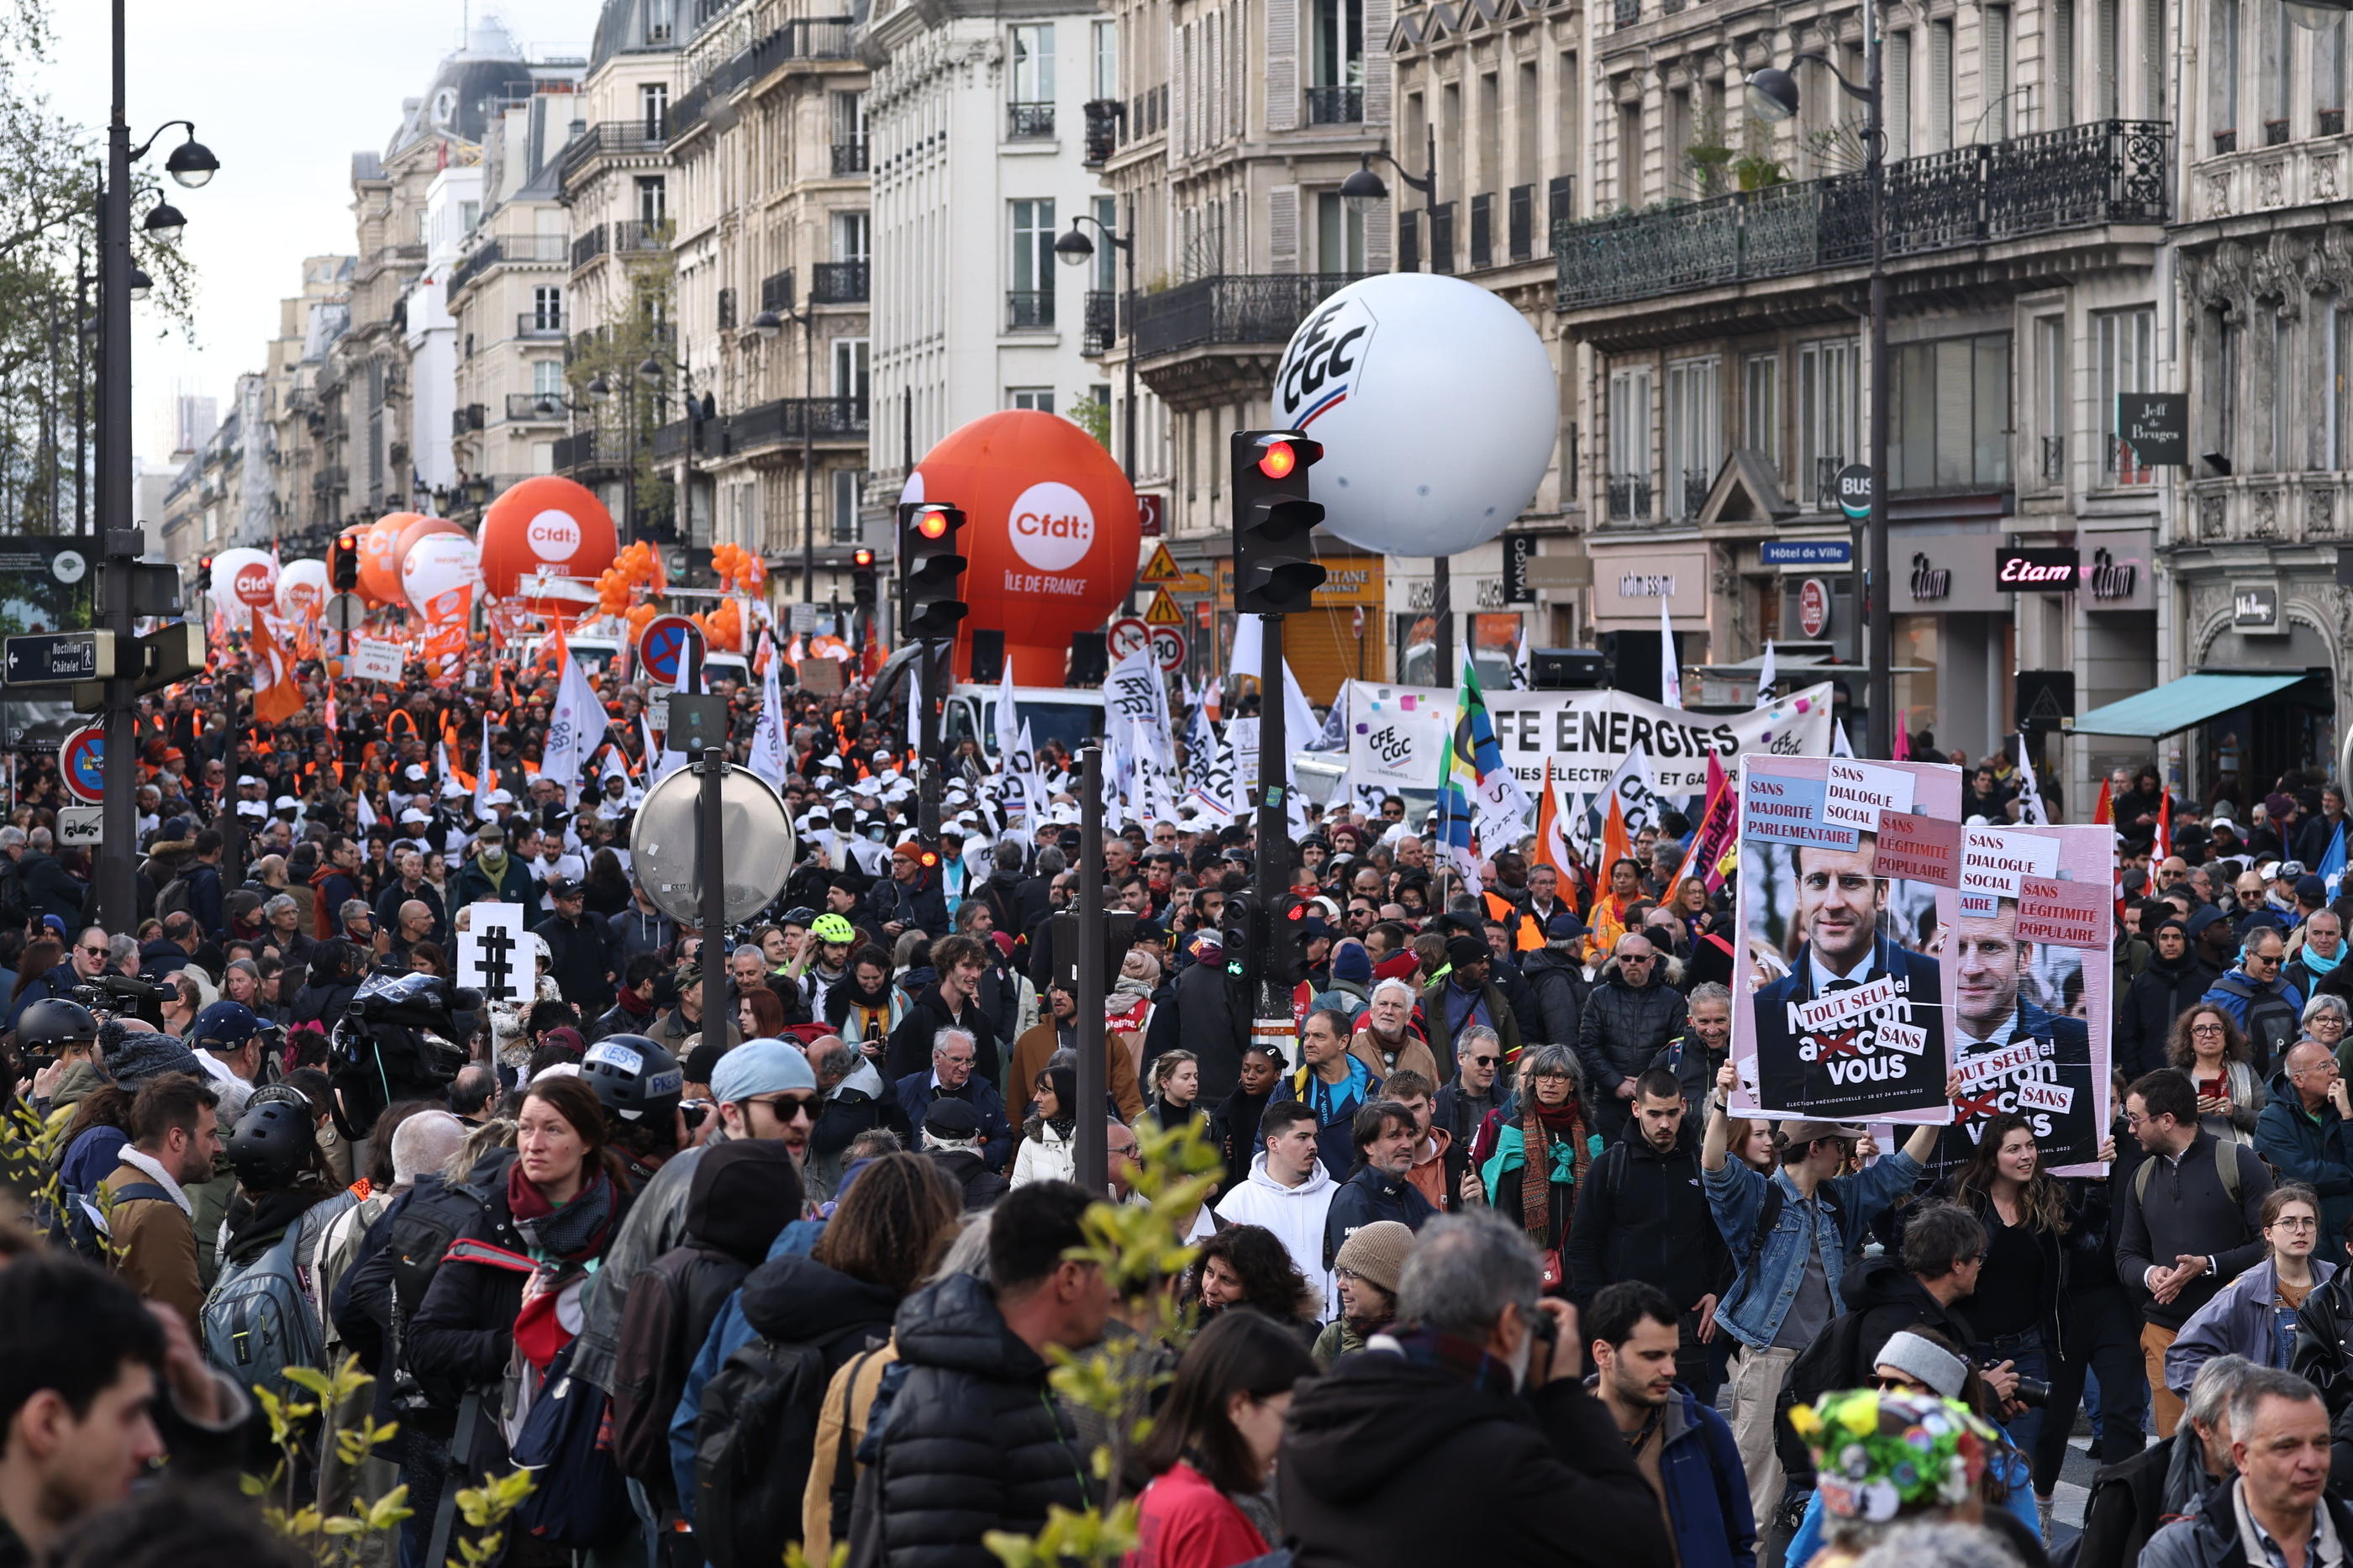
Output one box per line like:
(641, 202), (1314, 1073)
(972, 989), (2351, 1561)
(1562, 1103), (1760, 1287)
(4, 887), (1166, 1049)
(1771, 1306), (1878, 1485)
(694, 1328), (881, 1568)
(508, 1339), (636, 1550)
(1723, 1177), (1845, 1318)
(201, 1213), (327, 1399)
(62, 1181), (171, 1261)
(155, 876), (193, 921)
(2131, 1135), (2244, 1207)
(384, 1161), (506, 1412)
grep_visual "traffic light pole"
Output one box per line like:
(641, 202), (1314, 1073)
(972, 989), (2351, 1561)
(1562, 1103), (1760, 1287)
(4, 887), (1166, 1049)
(1252, 613), (1292, 1044)
(918, 639), (943, 845)
(94, 1), (139, 934)
(1075, 744), (1107, 1192)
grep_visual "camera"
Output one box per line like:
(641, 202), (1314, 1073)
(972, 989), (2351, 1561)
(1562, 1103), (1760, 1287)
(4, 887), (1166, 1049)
(1981, 1359), (2049, 1408)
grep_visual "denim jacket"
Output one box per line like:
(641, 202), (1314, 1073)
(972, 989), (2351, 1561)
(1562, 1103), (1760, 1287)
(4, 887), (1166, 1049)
(1703, 1149), (1925, 1351)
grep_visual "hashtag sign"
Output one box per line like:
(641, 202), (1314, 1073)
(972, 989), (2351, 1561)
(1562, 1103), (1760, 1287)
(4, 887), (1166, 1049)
(476, 924), (517, 1001)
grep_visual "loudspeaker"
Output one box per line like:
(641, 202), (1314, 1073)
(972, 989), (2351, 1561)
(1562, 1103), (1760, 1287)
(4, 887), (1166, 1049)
(969, 629), (1006, 685)
(1067, 630), (1109, 687)
(1530, 647), (1606, 690)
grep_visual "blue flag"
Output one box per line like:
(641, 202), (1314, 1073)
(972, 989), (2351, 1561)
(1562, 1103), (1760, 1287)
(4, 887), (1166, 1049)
(2321, 822), (2346, 900)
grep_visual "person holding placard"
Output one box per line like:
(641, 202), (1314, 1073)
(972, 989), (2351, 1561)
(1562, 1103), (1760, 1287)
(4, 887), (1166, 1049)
(1929, 896), (2098, 1178)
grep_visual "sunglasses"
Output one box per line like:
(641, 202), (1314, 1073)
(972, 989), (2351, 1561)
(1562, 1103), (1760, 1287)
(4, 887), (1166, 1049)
(1869, 1375), (1924, 1393)
(77, 944), (107, 957)
(746, 1092), (818, 1118)
(1467, 1055), (1500, 1066)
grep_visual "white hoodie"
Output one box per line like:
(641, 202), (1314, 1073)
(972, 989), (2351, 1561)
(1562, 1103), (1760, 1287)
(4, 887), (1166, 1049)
(1213, 1150), (1339, 1318)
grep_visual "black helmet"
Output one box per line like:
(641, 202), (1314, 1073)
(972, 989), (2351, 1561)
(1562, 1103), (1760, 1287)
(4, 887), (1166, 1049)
(14, 998), (97, 1053)
(580, 1034), (684, 1124)
(226, 1088), (315, 1191)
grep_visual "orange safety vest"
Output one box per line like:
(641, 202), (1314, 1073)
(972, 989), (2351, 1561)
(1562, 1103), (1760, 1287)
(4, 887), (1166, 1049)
(1483, 890), (1545, 954)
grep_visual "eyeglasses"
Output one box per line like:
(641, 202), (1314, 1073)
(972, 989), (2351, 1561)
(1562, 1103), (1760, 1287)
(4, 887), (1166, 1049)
(2192, 1023), (2226, 1034)
(1107, 1142), (1139, 1159)
(1869, 1375), (1925, 1393)
(2272, 1216), (2320, 1230)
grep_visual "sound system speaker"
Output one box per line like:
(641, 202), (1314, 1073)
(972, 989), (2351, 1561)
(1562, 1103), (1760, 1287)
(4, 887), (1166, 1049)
(1530, 647), (1607, 690)
(969, 629), (1006, 685)
(1067, 631), (1109, 687)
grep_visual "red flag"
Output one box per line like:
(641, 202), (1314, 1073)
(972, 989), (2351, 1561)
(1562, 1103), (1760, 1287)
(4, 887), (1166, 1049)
(2093, 776), (2113, 826)
(1893, 710), (1910, 760)
(2156, 790), (2171, 862)
(1673, 753), (1740, 895)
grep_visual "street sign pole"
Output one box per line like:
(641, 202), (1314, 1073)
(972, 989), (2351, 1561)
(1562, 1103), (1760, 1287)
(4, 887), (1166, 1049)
(97, 533), (139, 933)
(1075, 745), (1107, 1194)
(1255, 613), (1290, 1034)
(699, 745), (727, 1040)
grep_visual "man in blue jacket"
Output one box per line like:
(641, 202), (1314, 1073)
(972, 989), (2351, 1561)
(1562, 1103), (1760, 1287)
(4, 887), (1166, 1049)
(1587, 1280), (1756, 1568)
(2203, 924), (2304, 1074)
(1700, 1057), (1945, 1527)
(2256, 1040), (2353, 1245)
(892, 1025), (1012, 1170)
(1322, 1098), (1436, 1268)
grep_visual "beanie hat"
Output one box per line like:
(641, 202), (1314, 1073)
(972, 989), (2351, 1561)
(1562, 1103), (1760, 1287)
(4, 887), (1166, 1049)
(1330, 940), (1373, 986)
(1333, 1219), (1414, 1295)
(1445, 934), (1489, 969)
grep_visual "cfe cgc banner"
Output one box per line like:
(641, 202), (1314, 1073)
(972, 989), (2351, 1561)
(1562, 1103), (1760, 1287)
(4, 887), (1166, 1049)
(1344, 681), (1836, 802)
(1729, 756), (1962, 1126)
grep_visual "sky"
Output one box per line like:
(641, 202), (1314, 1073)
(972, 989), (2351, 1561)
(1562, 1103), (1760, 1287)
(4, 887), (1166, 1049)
(39, 1), (594, 469)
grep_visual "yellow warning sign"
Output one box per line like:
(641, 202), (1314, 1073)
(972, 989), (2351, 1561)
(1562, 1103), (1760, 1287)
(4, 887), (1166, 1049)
(1144, 587), (1183, 625)
(1140, 542), (1182, 584)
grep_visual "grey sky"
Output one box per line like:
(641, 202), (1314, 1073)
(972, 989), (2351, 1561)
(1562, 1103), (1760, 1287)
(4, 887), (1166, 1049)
(39, 2), (591, 468)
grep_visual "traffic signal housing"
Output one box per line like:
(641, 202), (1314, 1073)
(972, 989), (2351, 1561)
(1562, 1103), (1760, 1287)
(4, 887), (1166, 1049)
(898, 502), (968, 642)
(850, 546), (876, 613)
(1267, 891), (1311, 986)
(1230, 430), (1327, 614)
(329, 534), (361, 592)
(1219, 888), (1263, 997)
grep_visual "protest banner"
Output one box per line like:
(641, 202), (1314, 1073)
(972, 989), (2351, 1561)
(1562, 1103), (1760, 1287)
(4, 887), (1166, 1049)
(348, 638), (406, 683)
(1730, 756), (1961, 1124)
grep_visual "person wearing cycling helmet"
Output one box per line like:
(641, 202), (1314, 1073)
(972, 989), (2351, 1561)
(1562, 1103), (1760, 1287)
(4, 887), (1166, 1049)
(16, 997), (103, 1112)
(582, 1035), (689, 1186)
(216, 1084), (354, 1281)
(803, 913), (860, 1017)
(188, 1000), (267, 1122)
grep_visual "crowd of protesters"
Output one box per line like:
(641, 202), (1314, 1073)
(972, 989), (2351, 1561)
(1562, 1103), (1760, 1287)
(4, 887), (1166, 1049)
(3, 636), (2353, 1568)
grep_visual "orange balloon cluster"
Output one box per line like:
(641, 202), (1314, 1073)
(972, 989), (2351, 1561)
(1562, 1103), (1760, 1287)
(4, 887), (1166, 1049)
(710, 543), (765, 596)
(596, 541), (667, 618)
(695, 597), (745, 653)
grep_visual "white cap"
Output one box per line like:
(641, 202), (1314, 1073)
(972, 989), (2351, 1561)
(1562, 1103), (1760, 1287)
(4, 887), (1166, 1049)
(486, 788), (514, 806)
(399, 807), (431, 824)
(273, 796), (299, 812)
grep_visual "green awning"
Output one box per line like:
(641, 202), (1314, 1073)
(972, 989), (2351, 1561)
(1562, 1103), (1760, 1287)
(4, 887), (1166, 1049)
(2072, 672), (2309, 739)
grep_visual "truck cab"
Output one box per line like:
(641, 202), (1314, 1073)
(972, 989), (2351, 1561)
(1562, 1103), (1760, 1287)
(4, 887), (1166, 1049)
(942, 684), (1107, 761)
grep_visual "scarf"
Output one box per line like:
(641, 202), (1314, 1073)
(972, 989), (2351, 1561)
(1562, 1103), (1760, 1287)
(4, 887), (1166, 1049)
(613, 985), (656, 1020)
(505, 1160), (619, 1265)
(477, 847), (508, 876)
(2307, 944), (2345, 978)
(1520, 1096), (1589, 1245)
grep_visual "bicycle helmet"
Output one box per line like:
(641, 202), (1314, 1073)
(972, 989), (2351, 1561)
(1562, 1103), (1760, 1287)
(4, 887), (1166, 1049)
(13, 998), (97, 1053)
(226, 1089), (316, 1191)
(580, 1034), (685, 1123)
(811, 913), (856, 945)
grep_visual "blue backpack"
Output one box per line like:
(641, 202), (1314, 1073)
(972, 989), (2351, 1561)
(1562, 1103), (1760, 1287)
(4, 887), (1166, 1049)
(201, 1213), (329, 1398)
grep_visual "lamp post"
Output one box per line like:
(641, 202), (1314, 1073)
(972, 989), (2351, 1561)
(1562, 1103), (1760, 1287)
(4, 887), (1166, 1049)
(95, 0), (218, 930)
(1746, 19), (1891, 757)
(1052, 197), (1139, 484)
(1336, 133), (1461, 688)
(750, 300), (821, 603)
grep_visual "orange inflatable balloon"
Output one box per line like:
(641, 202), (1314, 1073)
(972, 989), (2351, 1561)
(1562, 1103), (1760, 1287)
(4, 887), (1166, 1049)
(478, 476), (619, 602)
(358, 513), (418, 606)
(905, 411), (1140, 684)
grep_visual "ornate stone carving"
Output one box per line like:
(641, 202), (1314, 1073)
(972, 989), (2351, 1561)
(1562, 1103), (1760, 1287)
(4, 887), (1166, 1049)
(2312, 486), (2338, 538)
(2319, 154), (2343, 202)
(2261, 160), (2287, 207)
(2254, 232), (2308, 315)
(2310, 228), (2353, 300)
(2202, 493), (2228, 539)
(2207, 171), (2234, 219)
(2251, 488), (2282, 538)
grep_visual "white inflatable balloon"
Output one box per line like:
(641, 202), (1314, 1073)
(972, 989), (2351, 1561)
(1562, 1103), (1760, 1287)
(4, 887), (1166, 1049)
(1268, 273), (1558, 558)
(276, 558), (330, 622)
(401, 531), (482, 624)
(209, 547), (278, 629)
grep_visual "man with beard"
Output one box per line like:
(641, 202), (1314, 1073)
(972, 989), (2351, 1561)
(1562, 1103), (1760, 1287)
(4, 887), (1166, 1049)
(1928, 897), (2097, 1178)
(1750, 834), (1944, 1118)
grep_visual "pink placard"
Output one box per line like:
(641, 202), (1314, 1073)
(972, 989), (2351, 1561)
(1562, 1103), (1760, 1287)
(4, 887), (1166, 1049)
(2017, 876), (2110, 948)
(1875, 810), (1963, 887)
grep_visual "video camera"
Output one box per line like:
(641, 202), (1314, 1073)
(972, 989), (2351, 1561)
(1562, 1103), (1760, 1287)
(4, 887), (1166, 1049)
(71, 974), (170, 1031)
(329, 972), (481, 1139)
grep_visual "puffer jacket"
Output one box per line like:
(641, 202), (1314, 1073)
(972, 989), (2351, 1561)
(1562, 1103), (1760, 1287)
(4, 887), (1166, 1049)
(2117, 950), (2219, 1081)
(868, 1271), (1096, 1568)
(1574, 953), (1688, 1098)
(1517, 945), (1588, 1051)
(2290, 1260), (2353, 1494)
(2141, 1481), (2353, 1568)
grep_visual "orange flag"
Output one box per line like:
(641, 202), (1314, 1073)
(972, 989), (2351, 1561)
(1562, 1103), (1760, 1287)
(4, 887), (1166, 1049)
(2093, 776), (2113, 825)
(1589, 791), (1632, 960)
(250, 617), (303, 725)
(1532, 760), (1569, 879)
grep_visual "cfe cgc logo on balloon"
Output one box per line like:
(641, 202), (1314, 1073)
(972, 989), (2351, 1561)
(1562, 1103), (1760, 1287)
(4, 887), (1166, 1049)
(1273, 292), (1376, 429)
(1003, 481), (1094, 593)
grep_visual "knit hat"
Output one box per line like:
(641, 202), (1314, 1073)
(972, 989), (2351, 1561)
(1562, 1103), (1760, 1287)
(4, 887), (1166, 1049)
(1333, 1219), (1414, 1295)
(1330, 940), (1373, 986)
(710, 1037), (817, 1103)
(1790, 1390), (2000, 1524)
(105, 1029), (204, 1086)
(1445, 934), (1489, 969)
(1871, 1330), (1969, 1399)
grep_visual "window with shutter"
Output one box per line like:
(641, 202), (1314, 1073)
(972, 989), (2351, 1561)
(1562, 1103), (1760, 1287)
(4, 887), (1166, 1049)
(2142, 0), (2166, 118)
(1983, 9), (2010, 138)
(1929, 21), (1953, 150)
(1886, 33), (1913, 161)
(2054, 0), (2077, 124)
(2098, 0), (2120, 118)
(1268, 0), (1300, 130)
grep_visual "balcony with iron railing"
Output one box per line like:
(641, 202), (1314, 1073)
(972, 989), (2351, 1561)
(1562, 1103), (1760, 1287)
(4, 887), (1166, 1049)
(668, 18), (856, 142)
(518, 312), (566, 339)
(761, 270), (794, 313)
(452, 404), (486, 435)
(1556, 119), (2171, 315)
(831, 140), (869, 175)
(1006, 290), (1055, 330)
(812, 261), (869, 303)
(558, 121), (671, 188)
(2040, 435), (2066, 485)
(1082, 291), (1115, 355)
(1306, 86), (1364, 124)
(616, 220), (671, 254)
(724, 396), (871, 450)
(1129, 272), (1369, 360)
(1083, 101), (1120, 165)
(507, 392), (571, 423)
(1008, 103), (1055, 139)
(571, 224), (608, 269)
(554, 430), (606, 473)
(1681, 467), (1713, 518)
(1606, 472), (1654, 522)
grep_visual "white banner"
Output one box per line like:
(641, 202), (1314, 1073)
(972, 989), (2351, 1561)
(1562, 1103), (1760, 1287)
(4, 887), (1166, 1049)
(350, 638), (406, 682)
(1345, 680), (1837, 800)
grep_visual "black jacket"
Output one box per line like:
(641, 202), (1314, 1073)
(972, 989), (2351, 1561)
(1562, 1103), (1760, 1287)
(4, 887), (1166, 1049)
(1574, 955), (1688, 1098)
(1322, 1165), (1437, 1270)
(2118, 952), (2219, 1081)
(1277, 1344), (1671, 1568)
(2291, 1261), (2353, 1495)
(870, 1272), (1095, 1568)
(884, 985), (1002, 1088)
(534, 909), (616, 1012)
(927, 1149), (1010, 1214)
(1210, 1081), (1273, 1193)
(1517, 947), (1587, 1052)
(1841, 1252), (1980, 1367)
(1952, 1184), (2095, 1360)
(1160, 959), (1241, 1101)
(2115, 1127), (2275, 1329)
(1562, 1120), (1729, 1313)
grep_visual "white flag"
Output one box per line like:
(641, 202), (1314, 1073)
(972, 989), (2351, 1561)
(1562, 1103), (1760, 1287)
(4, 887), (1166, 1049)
(748, 634), (788, 787)
(1833, 719), (1856, 758)
(647, 709), (686, 786)
(1755, 639), (1777, 708)
(994, 658), (1021, 764)
(1567, 747), (1664, 864)
(2013, 734), (2050, 825)
(1229, 615), (1265, 681)
(355, 790), (378, 829)
(1660, 597), (1683, 710)
(540, 637), (605, 797)
(1103, 646), (1174, 768)
(474, 715), (494, 823)
(907, 652), (924, 751)
(1511, 633), (1532, 691)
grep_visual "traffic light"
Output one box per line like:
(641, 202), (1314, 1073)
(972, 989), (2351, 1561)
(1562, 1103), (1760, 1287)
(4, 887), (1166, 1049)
(1219, 888), (1263, 997)
(330, 534), (361, 592)
(195, 556), (212, 594)
(898, 501), (968, 642)
(1229, 430), (1327, 614)
(1267, 891), (1310, 985)
(850, 546), (876, 613)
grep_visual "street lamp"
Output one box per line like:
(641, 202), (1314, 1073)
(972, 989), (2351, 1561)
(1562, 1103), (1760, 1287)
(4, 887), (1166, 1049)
(1053, 199), (1139, 485)
(127, 267), (151, 303)
(587, 372), (612, 403)
(1744, 33), (1892, 758)
(93, 0), (220, 931)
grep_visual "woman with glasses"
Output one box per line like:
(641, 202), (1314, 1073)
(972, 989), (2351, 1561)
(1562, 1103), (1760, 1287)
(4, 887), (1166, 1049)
(2308, 995), (2353, 1078)
(2165, 1003), (2266, 1143)
(2163, 1184), (2330, 1400)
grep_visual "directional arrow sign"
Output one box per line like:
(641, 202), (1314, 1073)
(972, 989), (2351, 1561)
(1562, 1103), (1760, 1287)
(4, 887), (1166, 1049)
(5, 630), (113, 687)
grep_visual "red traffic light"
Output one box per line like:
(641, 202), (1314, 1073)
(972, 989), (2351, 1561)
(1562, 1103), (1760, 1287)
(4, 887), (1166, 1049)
(852, 547), (875, 568)
(915, 508), (951, 540)
(919, 849), (940, 869)
(1257, 440), (1297, 480)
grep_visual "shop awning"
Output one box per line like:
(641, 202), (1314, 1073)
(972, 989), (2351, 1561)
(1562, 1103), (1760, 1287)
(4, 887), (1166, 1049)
(2072, 673), (2310, 738)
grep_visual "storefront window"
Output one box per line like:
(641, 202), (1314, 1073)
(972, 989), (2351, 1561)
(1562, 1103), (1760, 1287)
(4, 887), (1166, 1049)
(1396, 613), (1439, 685)
(1469, 613), (1522, 692)
(1893, 614), (1941, 750)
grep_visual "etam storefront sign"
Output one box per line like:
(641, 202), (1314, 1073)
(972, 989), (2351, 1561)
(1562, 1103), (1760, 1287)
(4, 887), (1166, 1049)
(1997, 547), (2080, 592)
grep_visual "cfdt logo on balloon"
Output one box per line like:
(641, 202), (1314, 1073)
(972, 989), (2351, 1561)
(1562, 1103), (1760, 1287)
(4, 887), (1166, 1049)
(1007, 482), (1095, 574)
(235, 562), (276, 607)
(527, 510), (583, 561)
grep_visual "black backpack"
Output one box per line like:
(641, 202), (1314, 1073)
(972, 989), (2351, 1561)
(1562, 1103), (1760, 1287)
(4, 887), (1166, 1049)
(384, 1155), (508, 1411)
(1771, 1306), (1877, 1485)
(694, 1327), (884, 1568)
